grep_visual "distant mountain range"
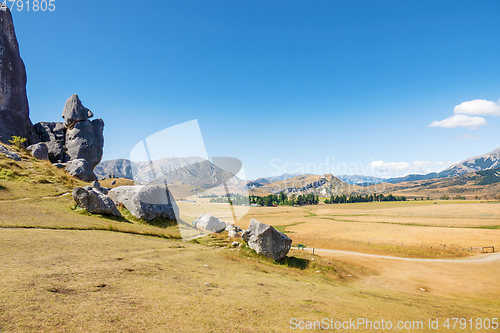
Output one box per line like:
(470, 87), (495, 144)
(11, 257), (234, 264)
(252, 173), (305, 185)
(386, 147), (500, 184)
(94, 157), (239, 189)
(95, 147), (500, 198)
(250, 174), (349, 196)
(380, 167), (500, 199)
(337, 174), (385, 185)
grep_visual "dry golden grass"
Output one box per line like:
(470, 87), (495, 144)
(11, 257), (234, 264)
(223, 201), (500, 258)
(1, 228), (498, 332)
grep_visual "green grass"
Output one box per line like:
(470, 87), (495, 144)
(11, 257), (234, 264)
(273, 221), (305, 233)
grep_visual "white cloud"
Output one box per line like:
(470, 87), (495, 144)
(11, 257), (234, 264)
(370, 161), (410, 172)
(370, 160), (453, 177)
(454, 99), (500, 116)
(454, 133), (480, 140)
(428, 114), (487, 129)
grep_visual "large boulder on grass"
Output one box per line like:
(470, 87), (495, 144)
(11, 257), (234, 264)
(242, 219), (292, 260)
(72, 186), (121, 217)
(108, 185), (179, 221)
(194, 214), (227, 233)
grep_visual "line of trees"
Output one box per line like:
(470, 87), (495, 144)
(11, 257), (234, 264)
(250, 193), (319, 206)
(324, 193), (407, 204)
(209, 194), (249, 205)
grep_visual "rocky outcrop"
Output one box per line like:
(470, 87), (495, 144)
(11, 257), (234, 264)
(194, 213), (227, 233)
(242, 219), (292, 261)
(62, 94), (93, 127)
(108, 185), (179, 221)
(65, 117), (104, 169)
(33, 122), (67, 163)
(33, 95), (104, 181)
(65, 159), (97, 182)
(0, 7), (39, 145)
(0, 143), (20, 161)
(27, 142), (48, 160)
(72, 186), (121, 217)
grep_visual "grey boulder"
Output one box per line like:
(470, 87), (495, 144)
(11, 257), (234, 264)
(65, 158), (97, 182)
(27, 142), (48, 160)
(72, 186), (121, 217)
(0, 144), (20, 161)
(194, 214), (227, 233)
(242, 219), (292, 261)
(108, 185), (179, 221)
(65, 118), (104, 169)
(34, 122), (66, 143)
(62, 94), (93, 127)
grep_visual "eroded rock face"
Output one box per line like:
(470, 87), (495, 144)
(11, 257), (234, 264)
(194, 213), (227, 233)
(65, 118), (104, 169)
(72, 186), (121, 217)
(33, 122), (68, 163)
(242, 219), (292, 261)
(108, 185), (179, 221)
(62, 94), (93, 127)
(0, 7), (38, 145)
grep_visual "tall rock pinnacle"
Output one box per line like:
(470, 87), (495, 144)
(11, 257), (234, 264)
(0, 7), (38, 144)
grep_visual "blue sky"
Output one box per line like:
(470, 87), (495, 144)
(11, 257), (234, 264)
(11, 0), (500, 179)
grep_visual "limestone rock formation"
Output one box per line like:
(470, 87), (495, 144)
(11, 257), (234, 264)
(33, 95), (105, 181)
(33, 122), (67, 163)
(242, 219), (292, 261)
(27, 142), (48, 160)
(62, 94), (93, 127)
(72, 186), (121, 217)
(108, 185), (179, 221)
(65, 118), (104, 169)
(194, 213), (227, 233)
(0, 7), (38, 145)
(65, 159), (97, 182)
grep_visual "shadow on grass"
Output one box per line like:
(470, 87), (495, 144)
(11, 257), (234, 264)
(71, 205), (133, 224)
(0, 184), (6, 191)
(275, 256), (310, 270)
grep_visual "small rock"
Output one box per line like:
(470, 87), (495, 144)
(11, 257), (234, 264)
(27, 142), (49, 160)
(111, 180), (116, 186)
(0, 144), (21, 161)
(231, 241), (240, 247)
(193, 213), (227, 233)
(52, 162), (67, 169)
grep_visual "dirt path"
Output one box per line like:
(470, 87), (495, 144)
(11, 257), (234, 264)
(294, 247), (500, 263)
